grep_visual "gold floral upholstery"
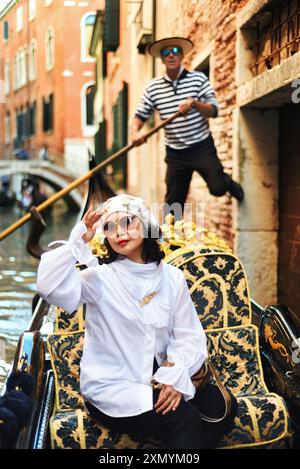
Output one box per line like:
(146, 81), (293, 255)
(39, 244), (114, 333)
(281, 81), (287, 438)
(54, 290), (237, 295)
(47, 332), (84, 411)
(165, 246), (251, 330)
(55, 304), (86, 333)
(49, 395), (292, 449)
(50, 409), (164, 449)
(47, 244), (293, 449)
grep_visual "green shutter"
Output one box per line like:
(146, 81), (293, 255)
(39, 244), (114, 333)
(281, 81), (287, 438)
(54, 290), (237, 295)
(95, 119), (107, 164)
(104, 0), (120, 52)
(3, 21), (9, 41)
(111, 82), (128, 190)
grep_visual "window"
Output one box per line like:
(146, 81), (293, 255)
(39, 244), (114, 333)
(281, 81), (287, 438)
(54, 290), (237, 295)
(24, 103), (30, 138)
(16, 6), (23, 32)
(241, 0), (300, 77)
(86, 84), (96, 125)
(13, 55), (17, 90)
(111, 83), (128, 190)
(29, 101), (36, 136)
(80, 12), (96, 60)
(5, 112), (10, 144)
(14, 48), (25, 90)
(17, 47), (28, 88)
(16, 106), (28, 141)
(17, 49), (22, 87)
(81, 82), (97, 136)
(45, 27), (55, 70)
(29, 39), (37, 81)
(4, 59), (10, 95)
(43, 94), (54, 132)
(3, 21), (9, 42)
(29, 0), (36, 21)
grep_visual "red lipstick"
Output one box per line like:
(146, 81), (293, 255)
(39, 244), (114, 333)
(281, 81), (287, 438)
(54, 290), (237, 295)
(117, 240), (128, 246)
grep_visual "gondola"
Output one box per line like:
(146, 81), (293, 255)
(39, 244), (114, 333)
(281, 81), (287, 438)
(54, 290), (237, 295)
(0, 136), (299, 449)
(0, 176), (15, 208)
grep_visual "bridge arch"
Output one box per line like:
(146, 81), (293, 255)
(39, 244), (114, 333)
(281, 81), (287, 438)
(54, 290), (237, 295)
(0, 161), (84, 209)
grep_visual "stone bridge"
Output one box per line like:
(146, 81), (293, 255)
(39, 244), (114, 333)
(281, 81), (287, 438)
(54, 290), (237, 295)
(0, 159), (85, 208)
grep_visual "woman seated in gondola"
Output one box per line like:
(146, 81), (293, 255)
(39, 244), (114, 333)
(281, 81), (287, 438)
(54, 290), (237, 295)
(36, 194), (237, 449)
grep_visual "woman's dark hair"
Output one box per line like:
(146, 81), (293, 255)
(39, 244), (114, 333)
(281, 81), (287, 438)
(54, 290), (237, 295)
(99, 223), (165, 265)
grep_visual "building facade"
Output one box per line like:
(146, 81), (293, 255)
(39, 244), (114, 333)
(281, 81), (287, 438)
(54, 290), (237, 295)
(91, 0), (300, 311)
(0, 0), (103, 177)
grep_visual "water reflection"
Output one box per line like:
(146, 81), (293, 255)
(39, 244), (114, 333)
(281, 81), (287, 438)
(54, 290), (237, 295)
(0, 201), (79, 391)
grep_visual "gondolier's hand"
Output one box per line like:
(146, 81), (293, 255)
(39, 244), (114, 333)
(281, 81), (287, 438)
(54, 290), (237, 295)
(154, 384), (183, 415)
(178, 98), (194, 115)
(82, 207), (104, 244)
(131, 130), (147, 147)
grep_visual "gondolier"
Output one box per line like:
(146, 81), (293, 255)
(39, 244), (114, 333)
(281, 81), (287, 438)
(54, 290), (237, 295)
(131, 37), (244, 219)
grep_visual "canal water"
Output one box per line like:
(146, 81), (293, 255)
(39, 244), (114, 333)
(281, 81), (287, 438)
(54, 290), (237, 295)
(0, 201), (79, 392)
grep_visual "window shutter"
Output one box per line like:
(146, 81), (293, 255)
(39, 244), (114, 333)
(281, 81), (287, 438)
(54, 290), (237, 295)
(104, 0), (120, 52)
(3, 21), (9, 41)
(95, 119), (107, 164)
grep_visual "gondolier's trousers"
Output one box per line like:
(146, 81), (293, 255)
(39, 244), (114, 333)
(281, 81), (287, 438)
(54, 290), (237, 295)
(85, 358), (237, 449)
(164, 134), (233, 219)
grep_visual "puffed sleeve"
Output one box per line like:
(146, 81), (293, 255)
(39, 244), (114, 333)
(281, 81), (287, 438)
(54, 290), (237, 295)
(152, 270), (208, 401)
(36, 221), (103, 313)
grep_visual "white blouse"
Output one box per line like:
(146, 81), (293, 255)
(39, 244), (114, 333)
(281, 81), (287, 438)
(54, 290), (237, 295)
(37, 221), (208, 418)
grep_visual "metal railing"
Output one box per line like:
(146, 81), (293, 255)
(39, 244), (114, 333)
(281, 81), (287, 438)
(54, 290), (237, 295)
(249, 0), (300, 76)
(0, 142), (65, 168)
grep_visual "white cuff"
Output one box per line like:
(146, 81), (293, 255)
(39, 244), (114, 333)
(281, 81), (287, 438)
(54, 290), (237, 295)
(68, 221), (98, 267)
(152, 364), (196, 401)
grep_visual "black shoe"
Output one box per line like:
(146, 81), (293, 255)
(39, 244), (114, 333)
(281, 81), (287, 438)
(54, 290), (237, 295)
(228, 179), (244, 202)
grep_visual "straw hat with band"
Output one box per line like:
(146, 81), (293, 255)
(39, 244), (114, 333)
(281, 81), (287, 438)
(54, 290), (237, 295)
(148, 37), (194, 58)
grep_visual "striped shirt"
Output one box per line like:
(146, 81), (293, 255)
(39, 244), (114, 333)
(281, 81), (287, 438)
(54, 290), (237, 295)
(134, 68), (219, 150)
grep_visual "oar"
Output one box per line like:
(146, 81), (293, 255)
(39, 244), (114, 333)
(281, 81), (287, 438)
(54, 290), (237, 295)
(0, 110), (182, 241)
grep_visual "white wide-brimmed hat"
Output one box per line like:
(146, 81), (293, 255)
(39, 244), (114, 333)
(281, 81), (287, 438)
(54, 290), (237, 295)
(148, 36), (193, 58)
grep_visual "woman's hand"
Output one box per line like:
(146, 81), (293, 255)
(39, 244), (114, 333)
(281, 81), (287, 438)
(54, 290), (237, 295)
(154, 384), (183, 415)
(82, 207), (104, 244)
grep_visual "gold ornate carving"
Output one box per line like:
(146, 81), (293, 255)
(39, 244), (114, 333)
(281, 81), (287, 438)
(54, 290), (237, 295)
(159, 213), (232, 255)
(264, 323), (295, 367)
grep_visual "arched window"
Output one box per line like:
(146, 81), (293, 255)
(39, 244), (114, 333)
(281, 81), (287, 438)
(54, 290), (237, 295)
(86, 84), (96, 125)
(13, 54), (18, 90)
(81, 81), (97, 136)
(17, 48), (23, 88)
(4, 59), (10, 95)
(29, 39), (37, 81)
(80, 12), (96, 61)
(5, 112), (10, 144)
(45, 26), (55, 70)
(23, 45), (28, 85)
(28, 0), (36, 21)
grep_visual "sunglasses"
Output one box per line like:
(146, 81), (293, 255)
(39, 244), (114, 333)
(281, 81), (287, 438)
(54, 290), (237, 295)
(160, 46), (182, 57)
(103, 215), (139, 236)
